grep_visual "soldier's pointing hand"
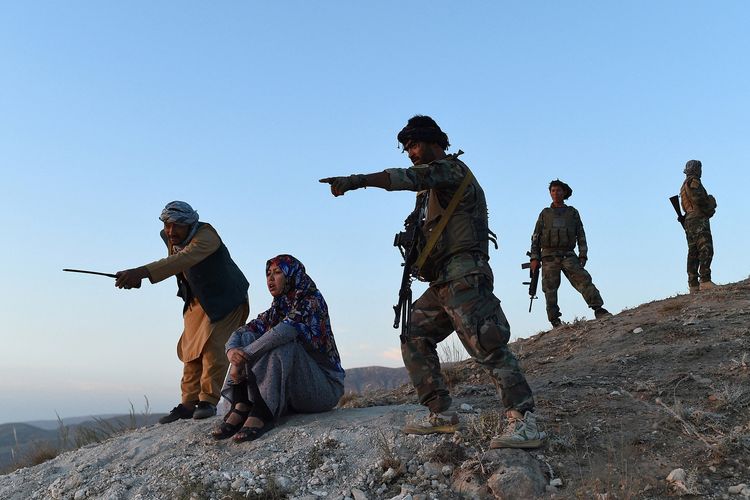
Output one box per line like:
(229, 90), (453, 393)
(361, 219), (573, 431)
(319, 175), (367, 197)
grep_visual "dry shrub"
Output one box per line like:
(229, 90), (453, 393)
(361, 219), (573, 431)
(464, 410), (504, 447)
(373, 428), (401, 471)
(336, 391), (361, 408)
(16, 442), (59, 469)
(429, 441), (466, 464)
(439, 336), (469, 388)
(660, 301), (683, 314)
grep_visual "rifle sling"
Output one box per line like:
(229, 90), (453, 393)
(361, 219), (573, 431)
(413, 167), (475, 274)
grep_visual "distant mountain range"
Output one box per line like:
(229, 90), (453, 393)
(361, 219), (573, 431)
(343, 365), (409, 394)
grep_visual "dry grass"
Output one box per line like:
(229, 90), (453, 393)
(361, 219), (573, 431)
(373, 428), (401, 471)
(439, 336), (469, 388)
(660, 301), (684, 314)
(6, 397), (152, 473)
(336, 391), (361, 408)
(463, 410), (503, 449)
(428, 441), (466, 465)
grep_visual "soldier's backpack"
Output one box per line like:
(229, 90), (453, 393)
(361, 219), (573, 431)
(706, 194), (717, 218)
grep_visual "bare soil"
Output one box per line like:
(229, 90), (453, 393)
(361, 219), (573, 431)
(343, 279), (750, 498)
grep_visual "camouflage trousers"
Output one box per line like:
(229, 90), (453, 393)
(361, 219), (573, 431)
(541, 253), (604, 322)
(684, 216), (713, 286)
(401, 272), (535, 414)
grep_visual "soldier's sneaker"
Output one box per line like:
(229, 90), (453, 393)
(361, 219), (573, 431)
(490, 411), (547, 449)
(594, 307), (612, 319)
(689, 285), (700, 294)
(700, 281), (716, 291)
(550, 318), (562, 328)
(403, 411), (460, 435)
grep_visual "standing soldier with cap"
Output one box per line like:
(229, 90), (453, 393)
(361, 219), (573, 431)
(529, 179), (610, 328)
(115, 201), (249, 424)
(320, 115), (545, 449)
(679, 160), (717, 293)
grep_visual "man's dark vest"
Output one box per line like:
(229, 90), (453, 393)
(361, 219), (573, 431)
(160, 222), (249, 323)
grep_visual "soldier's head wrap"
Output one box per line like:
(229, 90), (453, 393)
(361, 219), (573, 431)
(548, 179), (573, 200)
(397, 115), (450, 151)
(159, 201), (199, 225)
(684, 159), (702, 177)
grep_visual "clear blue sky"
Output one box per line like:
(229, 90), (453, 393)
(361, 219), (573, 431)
(1, 2), (747, 424)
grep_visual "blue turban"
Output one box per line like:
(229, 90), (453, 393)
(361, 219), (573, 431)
(159, 201), (199, 225)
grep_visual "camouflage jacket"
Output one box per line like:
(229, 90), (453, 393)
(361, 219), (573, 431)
(680, 176), (714, 219)
(529, 204), (588, 260)
(385, 154), (494, 285)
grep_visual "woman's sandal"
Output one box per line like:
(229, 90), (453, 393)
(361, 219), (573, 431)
(211, 407), (250, 440)
(232, 421), (274, 443)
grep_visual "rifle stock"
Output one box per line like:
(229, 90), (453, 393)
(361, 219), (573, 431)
(669, 195), (685, 227)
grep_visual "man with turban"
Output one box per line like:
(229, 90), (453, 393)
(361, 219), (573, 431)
(679, 160), (717, 292)
(116, 201), (249, 423)
(320, 116), (545, 449)
(528, 179), (611, 328)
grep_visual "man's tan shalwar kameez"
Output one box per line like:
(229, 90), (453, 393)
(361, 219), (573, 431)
(146, 224), (249, 405)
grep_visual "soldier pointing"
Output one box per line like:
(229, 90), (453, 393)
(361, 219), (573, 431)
(321, 116), (545, 449)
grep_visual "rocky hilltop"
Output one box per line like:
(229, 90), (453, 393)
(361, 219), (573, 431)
(1, 280), (748, 499)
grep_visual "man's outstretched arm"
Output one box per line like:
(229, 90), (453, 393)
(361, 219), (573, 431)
(319, 171), (391, 197)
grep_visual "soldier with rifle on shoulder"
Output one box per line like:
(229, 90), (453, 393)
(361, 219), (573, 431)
(320, 115), (545, 449)
(674, 159), (717, 293)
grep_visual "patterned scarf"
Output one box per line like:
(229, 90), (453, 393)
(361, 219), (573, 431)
(247, 255), (343, 373)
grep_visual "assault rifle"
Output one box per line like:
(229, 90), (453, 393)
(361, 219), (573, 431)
(669, 195), (685, 227)
(521, 252), (539, 312)
(393, 194), (425, 341)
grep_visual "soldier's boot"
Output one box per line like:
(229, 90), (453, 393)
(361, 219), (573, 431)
(700, 281), (716, 291)
(490, 411), (547, 449)
(594, 307), (612, 319)
(550, 318), (562, 328)
(403, 411), (460, 435)
(689, 285), (700, 294)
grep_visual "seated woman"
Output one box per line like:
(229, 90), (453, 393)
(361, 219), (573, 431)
(212, 254), (345, 442)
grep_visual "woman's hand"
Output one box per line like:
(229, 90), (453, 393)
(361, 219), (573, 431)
(227, 348), (250, 366)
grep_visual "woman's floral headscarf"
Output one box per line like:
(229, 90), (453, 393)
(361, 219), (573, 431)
(246, 255), (343, 373)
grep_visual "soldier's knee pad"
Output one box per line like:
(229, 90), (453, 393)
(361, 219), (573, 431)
(471, 315), (510, 358)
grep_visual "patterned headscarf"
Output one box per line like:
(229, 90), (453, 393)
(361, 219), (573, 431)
(246, 255), (343, 373)
(684, 160), (702, 178)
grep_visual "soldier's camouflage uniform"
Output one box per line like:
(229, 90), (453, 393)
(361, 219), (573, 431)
(680, 174), (715, 287)
(385, 154), (535, 415)
(529, 204), (605, 323)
